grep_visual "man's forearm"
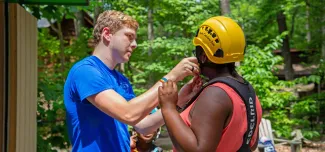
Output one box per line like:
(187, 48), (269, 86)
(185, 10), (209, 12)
(124, 82), (162, 125)
(125, 75), (175, 125)
(132, 91), (187, 133)
(133, 109), (164, 135)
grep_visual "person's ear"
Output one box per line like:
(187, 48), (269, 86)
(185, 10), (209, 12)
(102, 27), (111, 42)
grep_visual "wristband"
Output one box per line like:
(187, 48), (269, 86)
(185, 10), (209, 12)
(159, 77), (168, 83)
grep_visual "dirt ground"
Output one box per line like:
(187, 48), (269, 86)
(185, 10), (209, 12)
(271, 142), (325, 152)
(155, 135), (325, 152)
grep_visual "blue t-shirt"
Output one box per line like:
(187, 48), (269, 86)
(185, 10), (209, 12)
(64, 56), (135, 152)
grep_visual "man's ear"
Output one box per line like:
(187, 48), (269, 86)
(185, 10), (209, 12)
(102, 27), (111, 42)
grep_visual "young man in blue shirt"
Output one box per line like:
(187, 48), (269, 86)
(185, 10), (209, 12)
(64, 10), (201, 152)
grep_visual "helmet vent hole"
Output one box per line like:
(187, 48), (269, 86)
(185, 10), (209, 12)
(215, 38), (219, 43)
(214, 49), (224, 57)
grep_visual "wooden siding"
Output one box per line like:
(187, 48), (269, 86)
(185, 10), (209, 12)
(0, 1), (5, 152)
(8, 4), (37, 152)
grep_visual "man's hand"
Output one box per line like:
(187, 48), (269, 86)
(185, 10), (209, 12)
(158, 80), (178, 109)
(166, 57), (200, 82)
(177, 75), (203, 107)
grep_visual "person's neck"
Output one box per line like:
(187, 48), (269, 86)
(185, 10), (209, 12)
(206, 69), (244, 83)
(205, 68), (232, 80)
(92, 45), (116, 70)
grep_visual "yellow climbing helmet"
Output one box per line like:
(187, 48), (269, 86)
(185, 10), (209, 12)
(193, 16), (246, 64)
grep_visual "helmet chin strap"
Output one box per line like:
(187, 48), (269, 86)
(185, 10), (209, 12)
(195, 46), (224, 80)
(196, 55), (218, 71)
(196, 56), (220, 82)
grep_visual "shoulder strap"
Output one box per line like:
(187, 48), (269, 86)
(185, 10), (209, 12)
(180, 77), (257, 152)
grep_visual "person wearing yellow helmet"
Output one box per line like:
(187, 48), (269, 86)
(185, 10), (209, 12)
(158, 16), (263, 152)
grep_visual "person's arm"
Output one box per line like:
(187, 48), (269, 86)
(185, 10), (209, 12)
(177, 75), (202, 108)
(87, 81), (164, 126)
(88, 57), (199, 126)
(159, 81), (232, 152)
(133, 108), (164, 135)
(134, 76), (202, 134)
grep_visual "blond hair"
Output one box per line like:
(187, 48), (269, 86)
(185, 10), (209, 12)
(93, 10), (139, 45)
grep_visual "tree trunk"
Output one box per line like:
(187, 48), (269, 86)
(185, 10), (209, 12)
(127, 62), (133, 83)
(50, 22), (65, 74)
(277, 11), (294, 80)
(290, 9), (298, 38)
(147, 0), (154, 85)
(116, 63), (125, 73)
(322, 5), (325, 60)
(148, 5), (154, 56)
(57, 22), (65, 74)
(94, 1), (102, 24)
(74, 10), (85, 37)
(305, 0), (311, 43)
(220, 0), (231, 15)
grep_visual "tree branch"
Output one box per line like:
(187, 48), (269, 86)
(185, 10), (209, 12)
(50, 23), (59, 34)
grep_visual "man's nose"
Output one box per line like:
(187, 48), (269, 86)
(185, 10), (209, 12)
(130, 40), (137, 49)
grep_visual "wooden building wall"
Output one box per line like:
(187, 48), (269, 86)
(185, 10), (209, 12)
(0, 1), (5, 151)
(8, 4), (38, 152)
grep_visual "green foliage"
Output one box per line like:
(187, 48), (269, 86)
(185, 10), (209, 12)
(121, 0), (219, 95)
(302, 130), (321, 140)
(270, 109), (294, 138)
(64, 27), (93, 75)
(238, 34), (323, 139)
(238, 35), (296, 138)
(291, 99), (318, 117)
(37, 27), (93, 151)
(130, 37), (193, 94)
(239, 35), (295, 108)
(37, 29), (68, 151)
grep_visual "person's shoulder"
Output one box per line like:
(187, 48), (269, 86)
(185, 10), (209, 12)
(69, 56), (93, 69)
(201, 85), (230, 100)
(70, 57), (101, 74)
(77, 56), (99, 67)
(195, 85), (232, 111)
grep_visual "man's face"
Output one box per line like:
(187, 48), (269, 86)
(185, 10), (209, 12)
(108, 27), (137, 63)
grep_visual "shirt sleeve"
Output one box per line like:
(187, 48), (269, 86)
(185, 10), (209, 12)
(72, 65), (114, 102)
